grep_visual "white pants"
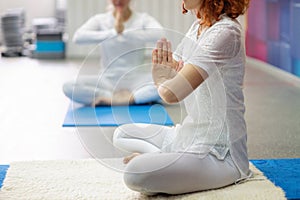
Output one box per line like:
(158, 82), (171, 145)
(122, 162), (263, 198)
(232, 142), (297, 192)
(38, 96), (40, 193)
(113, 123), (241, 195)
(63, 76), (160, 105)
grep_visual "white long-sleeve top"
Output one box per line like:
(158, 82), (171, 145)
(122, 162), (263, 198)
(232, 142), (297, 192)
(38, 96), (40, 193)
(73, 11), (163, 91)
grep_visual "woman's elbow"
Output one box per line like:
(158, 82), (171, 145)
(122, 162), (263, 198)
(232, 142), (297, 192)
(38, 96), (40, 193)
(158, 86), (180, 104)
(72, 33), (79, 44)
(72, 31), (84, 44)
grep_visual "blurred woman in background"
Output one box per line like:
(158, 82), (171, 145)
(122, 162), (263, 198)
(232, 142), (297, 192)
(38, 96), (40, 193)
(63, 0), (163, 106)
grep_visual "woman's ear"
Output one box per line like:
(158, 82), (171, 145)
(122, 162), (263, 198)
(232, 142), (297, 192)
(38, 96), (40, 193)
(182, 1), (188, 14)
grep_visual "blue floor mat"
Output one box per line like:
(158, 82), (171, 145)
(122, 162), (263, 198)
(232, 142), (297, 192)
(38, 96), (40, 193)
(63, 103), (174, 127)
(251, 158), (300, 200)
(1, 159), (299, 199)
(0, 165), (9, 188)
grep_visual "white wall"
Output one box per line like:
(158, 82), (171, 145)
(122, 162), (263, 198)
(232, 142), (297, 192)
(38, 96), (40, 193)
(66, 0), (107, 58)
(66, 0), (195, 58)
(66, 0), (247, 58)
(238, 15), (246, 30)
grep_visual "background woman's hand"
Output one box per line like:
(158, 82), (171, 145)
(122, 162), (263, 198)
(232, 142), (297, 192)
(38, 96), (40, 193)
(114, 8), (124, 34)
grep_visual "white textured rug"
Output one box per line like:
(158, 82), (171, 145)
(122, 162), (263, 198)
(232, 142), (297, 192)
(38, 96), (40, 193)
(0, 159), (286, 200)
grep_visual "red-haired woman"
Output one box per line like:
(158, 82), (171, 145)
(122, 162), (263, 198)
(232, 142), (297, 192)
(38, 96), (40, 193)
(113, 0), (251, 195)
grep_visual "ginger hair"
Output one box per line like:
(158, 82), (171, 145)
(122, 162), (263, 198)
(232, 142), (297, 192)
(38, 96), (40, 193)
(182, 0), (250, 27)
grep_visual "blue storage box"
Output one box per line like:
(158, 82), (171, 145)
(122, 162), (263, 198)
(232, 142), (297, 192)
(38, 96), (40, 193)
(279, 42), (292, 73)
(267, 41), (292, 73)
(35, 41), (65, 53)
(291, 0), (300, 58)
(279, 0), (291, 42)
(267, 40), (280, 68)
(292, 58), (300, 77)
(266, 0), (280, 41)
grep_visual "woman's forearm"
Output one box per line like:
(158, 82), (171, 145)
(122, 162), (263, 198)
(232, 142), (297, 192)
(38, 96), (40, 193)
(73, 29), (117, 44)
(158, 64), (208, 104)
(123, 29), (164, 43)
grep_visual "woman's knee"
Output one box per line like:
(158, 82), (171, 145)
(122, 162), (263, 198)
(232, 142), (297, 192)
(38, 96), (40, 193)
(113, 124), (132, 146)
(123, 157), (158, 194)
(62, 82), (73, 98)
(122, 153), (180, 194)
(124, 173), (157, 195)
(123, 171), (147, 193)
(112, 126), (123, 147)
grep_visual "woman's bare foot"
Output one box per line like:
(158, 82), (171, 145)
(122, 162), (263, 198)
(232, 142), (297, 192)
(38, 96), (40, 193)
(91, 97), (111, 107)
(123, 153), (141, 164)
(112, 90), (134, 105)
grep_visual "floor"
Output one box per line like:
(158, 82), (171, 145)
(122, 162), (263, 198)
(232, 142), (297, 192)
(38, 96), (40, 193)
(0, 56), (299, 165)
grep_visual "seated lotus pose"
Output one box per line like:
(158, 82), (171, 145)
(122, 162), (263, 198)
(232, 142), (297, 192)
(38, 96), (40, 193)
(113, 0), (251, 195)
(63, 0), (163, 106)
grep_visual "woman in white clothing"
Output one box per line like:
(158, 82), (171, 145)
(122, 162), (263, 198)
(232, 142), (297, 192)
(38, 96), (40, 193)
(63, 0), (163, 106)
(113, 0), (251, 195)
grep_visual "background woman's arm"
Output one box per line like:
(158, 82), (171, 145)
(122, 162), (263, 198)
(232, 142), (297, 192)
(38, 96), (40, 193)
(122, 13), (164, 43)
(73, 15), (118, 44)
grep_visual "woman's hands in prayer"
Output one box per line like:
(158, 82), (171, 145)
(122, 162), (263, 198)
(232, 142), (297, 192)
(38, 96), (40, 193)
(152, 38), (184, 87)
(114, 8), (125, 34)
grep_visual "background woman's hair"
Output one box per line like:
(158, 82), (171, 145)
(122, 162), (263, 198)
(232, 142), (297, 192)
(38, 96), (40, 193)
(183, 0), (250, 27)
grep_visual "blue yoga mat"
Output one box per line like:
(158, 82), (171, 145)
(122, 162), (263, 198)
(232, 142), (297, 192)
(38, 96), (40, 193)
(0, 159), (299, 199)
(0, 165), (9, 188)
(63, 103), (174, 127)
(251, 158), (300, 200)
